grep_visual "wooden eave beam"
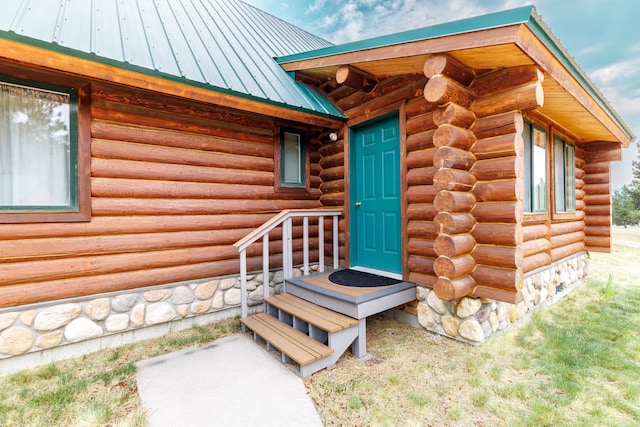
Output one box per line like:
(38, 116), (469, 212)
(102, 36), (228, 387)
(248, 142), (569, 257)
(584, 141), (623, 162)
(515, 25), (632, 147)
(279, 25), (522, 72)
(336, 65), (378, 92)
(0, 38), (343, 129)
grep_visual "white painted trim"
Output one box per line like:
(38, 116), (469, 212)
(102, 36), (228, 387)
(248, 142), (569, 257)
(351, 265), (402, 280)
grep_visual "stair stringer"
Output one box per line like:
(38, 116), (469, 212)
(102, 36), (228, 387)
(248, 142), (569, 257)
(299, 323), (359, 377)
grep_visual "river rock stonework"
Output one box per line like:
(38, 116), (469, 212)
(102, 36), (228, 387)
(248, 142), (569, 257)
(0, 266), (305, 370)
(416, 253), (588, 344)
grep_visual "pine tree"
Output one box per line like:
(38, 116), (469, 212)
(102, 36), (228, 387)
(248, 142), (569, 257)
(613, 143), (640, 225)
(629, 149), (640, 210)
(612, 186), (640, 226)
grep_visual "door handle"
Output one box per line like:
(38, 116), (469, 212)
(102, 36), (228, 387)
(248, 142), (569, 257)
(355, 201), (362, 207)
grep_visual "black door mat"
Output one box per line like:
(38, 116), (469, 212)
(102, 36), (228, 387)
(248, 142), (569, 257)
(328, 269), (403, 287)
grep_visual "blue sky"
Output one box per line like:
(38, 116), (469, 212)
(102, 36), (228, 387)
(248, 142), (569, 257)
(245, 0), (639, 189)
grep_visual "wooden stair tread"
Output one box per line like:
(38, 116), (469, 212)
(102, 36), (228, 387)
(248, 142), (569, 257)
(241, 313), (333, 366)
(265, 294), (360, 333)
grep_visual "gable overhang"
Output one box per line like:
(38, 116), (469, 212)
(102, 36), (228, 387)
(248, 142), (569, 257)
(277, 6), (634, 147)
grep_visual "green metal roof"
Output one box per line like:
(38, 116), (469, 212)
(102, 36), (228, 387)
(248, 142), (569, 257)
(0, 0), (344, 120)
(277, 5), (633, 142)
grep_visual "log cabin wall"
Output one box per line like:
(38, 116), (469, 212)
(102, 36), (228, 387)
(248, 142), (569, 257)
(420, 54), (598, 304)
(0, 78), (329, 309)
(422, 55), (542, 304)
(413, 54), (594, 343)
(583, 142), (622, 252)
(318, 53), (598, 306)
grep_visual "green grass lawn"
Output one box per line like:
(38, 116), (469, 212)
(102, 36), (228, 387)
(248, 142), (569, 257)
(0, 320), (240, 426)
(0, 237), (639, 426)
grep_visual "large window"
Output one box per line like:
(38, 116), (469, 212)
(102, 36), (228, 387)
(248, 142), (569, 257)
(279, 129), (306, 188)
(523, 121), (548, 213)
(554, 136), (576, 213)
(0, 76), (78, 212)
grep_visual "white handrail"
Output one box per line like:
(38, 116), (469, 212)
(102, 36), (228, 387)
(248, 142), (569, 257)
(233, 208), (343, 318)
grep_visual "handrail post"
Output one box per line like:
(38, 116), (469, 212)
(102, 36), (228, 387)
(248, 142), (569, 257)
(318, 217), (325, 272)
(283, 217), (293, 279)
(303, 215), (309, 276)
(240, 250), (248, 319)
(333, 214), (339, 269)
(282, 218), (288, 280)
(263, 234), (270, 301)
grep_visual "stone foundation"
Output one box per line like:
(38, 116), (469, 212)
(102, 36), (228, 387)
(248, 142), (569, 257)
(416, 253), (589, 344)
(0, 254), (589, 374)
(0, 267), (309, 375)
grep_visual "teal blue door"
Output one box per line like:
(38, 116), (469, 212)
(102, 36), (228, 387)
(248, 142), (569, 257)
(350, 115), (402, 273)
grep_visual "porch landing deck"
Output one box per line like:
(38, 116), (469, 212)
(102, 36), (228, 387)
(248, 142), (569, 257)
(284, 268), (417, 321)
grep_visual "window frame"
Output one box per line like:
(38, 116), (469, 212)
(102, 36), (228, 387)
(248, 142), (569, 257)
(0, 71), (90, 224)
(553, 134), (577, 215)
(275, 127), (309, 193)
(523, 120), (549, 215)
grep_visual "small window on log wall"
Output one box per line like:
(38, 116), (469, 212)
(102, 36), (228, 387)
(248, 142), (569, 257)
(523, 121), (548, 213)
(278, 128), (307, 189)
(554, 136), (576, 213)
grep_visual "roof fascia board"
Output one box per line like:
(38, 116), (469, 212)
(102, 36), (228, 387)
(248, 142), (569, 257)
(521, 11), (634, 144)
(280, 25), (522, 72)
(277, 5), (534, 65)
(0, 31), (345, 125)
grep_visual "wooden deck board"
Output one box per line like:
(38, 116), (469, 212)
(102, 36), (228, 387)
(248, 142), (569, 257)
(266, 294), (360, 332)
(241, 313), (333, 366)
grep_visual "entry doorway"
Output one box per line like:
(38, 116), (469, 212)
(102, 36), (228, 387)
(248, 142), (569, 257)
(349, 114), (402, 275)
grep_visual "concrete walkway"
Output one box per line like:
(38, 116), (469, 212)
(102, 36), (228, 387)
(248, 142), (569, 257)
(136, 334), (323, 427)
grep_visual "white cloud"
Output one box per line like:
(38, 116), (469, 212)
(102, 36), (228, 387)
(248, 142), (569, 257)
(316, 0), (531, 44)
(306, 0), (327, 14)
(591, 62), (630, 86)
(590, 58), (640, 187)
(591, 59), (640, 106)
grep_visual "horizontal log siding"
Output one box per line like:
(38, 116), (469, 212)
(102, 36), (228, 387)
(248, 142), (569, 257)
(521, 222), (551, 273)
(404, 79), (438, 287)
(0, 83), (325, 308)
(583, 148), (613, 252)
(469, 111), (524, 302)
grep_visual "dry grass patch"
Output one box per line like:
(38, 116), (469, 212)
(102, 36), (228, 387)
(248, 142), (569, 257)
(304, 315), (541, 426)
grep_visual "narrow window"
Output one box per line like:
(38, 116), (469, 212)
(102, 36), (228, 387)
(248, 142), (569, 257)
(280, 129), (305, 188)
(554, 136), (576, 213)
(523, 121), (548, 213)
(0, 76), (78, 212)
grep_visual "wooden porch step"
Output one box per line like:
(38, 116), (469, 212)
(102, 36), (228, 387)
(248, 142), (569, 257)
(265, 294), (360, 333)
(241, 312), (333, 366)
